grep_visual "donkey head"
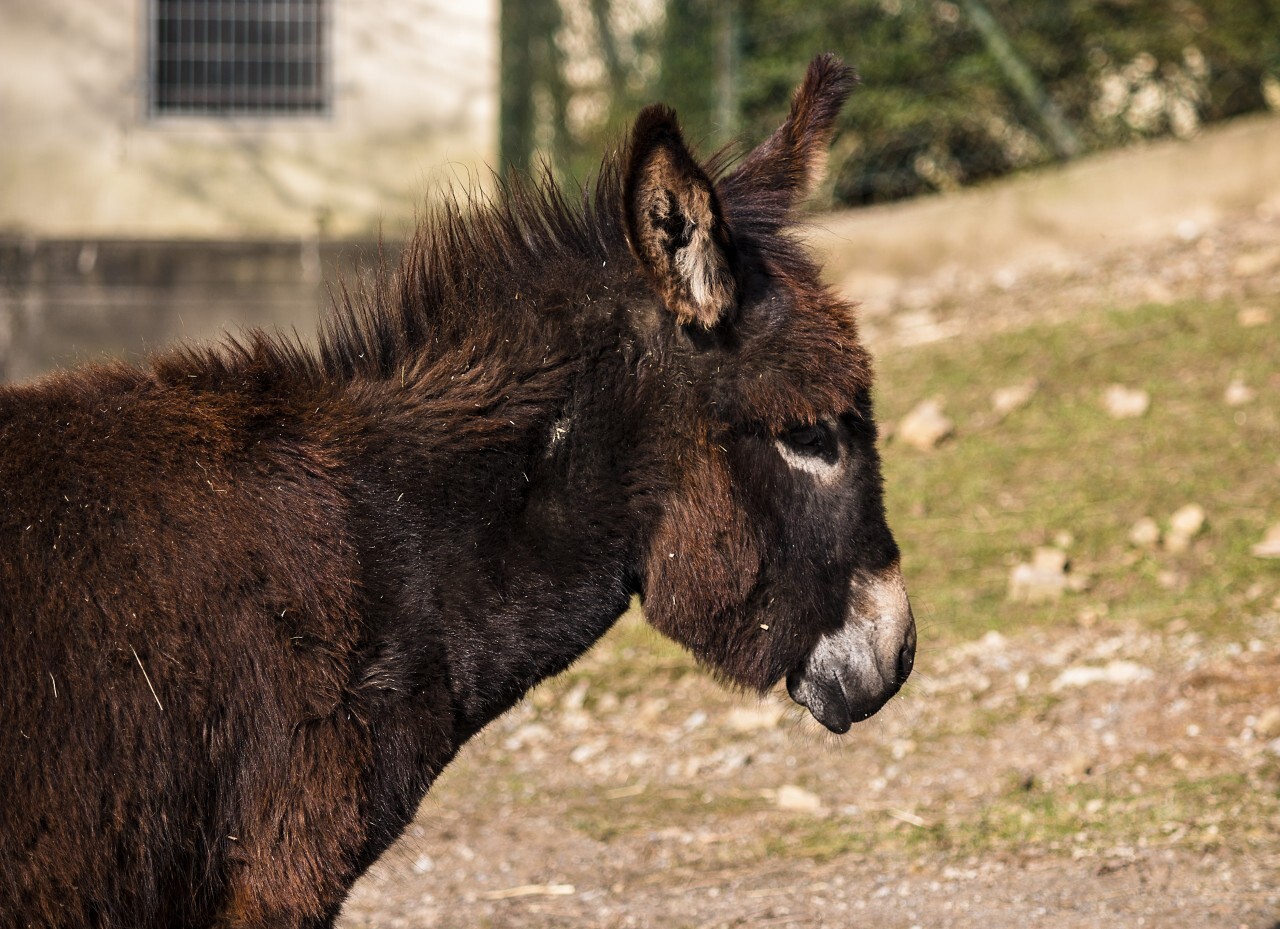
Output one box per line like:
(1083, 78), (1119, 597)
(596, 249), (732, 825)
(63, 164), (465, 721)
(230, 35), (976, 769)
(624, 55), (915, 733)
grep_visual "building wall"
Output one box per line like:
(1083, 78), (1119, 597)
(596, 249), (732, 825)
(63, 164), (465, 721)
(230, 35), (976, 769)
(0, 0), (497, 239)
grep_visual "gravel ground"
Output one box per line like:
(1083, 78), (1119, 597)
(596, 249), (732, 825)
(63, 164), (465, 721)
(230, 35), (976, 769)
(339, 611), (1280, 928)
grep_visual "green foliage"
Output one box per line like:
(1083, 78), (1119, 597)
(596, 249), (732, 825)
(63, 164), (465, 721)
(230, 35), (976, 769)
(734, 0), (1280, 204)
(502, 0), (1280, 203)
(654, 0), (722, 144)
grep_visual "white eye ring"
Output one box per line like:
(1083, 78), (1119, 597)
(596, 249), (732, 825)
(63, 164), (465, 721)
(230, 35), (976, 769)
(775, 418), (843, 483)
(775, 440), (843, 482)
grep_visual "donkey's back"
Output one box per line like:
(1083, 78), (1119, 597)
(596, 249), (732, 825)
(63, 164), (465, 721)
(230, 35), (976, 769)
(0, 368), (382, 926)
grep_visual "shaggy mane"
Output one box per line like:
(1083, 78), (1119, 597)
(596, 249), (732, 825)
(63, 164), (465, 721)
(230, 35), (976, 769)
(153, 139), (810, 395)
(318, 158), (636, 382)
(156, 158), (639, 390)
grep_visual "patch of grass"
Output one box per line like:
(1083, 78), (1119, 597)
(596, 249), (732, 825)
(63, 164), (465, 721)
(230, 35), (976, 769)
(759, 816), (879, 862)
(561, 785), (766, 844)
(905, 756), (1280, 857)
(874, 296), (1280, 644)
(716, 756), (1280, 864)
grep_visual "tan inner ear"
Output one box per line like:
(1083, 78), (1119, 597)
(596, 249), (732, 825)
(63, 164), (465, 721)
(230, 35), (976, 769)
(633, 149), (737, 329)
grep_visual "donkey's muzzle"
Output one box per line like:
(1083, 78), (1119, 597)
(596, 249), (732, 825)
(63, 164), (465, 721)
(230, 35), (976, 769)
(786, 569), (916, 734)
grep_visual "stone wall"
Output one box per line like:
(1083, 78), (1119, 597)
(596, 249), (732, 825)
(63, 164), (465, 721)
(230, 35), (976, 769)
(0, 237), (391, 381)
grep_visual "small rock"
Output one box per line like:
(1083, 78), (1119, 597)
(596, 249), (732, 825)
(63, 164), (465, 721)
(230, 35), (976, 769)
(1164, 503), (1206, 552)
(503, 722), (552, 752)
(1231, 248), (1280, 278)
(1129, 517), (1161, 548)
(1076, 606), (1102, 627)
(1255, 707), (1280, 739)
(1223, 378), (1256, 407)
(1008, 547), (1073, 603)
(561, 680), (589, 712)
(991, 379), (1038, 418)
(1008, 564), (1049, 601)
(1251, 524), (1280, 559)
(726, 704), (785, 732)
(898, 399), (954, 451)
(1175, 219), (1202, 242)
(413, 855), (435, 874)
(715, 748), (751, 774)
(1061, 752), (1095, 781)
(965, 672), (993, 696)
(775, 784), (824, 813)
(1237, 306), (1272, 328)
(1051, 661), (1153, 691)
(979, 629), (1008, 651)
(560, 709), (591, 732)
(1033, 547), (1068, 574)
(569, 741), (603, 764)
(890, 739), (917, 760)
(1103, 385), (1150, 419)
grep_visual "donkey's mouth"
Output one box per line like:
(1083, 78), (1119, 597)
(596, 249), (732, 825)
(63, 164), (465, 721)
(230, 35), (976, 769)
(786, 568), (917, 733)
(785, 615), (914, 734)
(786, 666), (898, 734)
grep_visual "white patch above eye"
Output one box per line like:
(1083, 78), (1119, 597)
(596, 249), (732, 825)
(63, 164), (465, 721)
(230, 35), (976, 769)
(775, 417), (843, 483)
(774, 440), (843, 483)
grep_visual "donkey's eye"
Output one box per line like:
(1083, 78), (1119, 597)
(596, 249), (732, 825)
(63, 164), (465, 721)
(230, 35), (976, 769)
(781, 422), (837, 460)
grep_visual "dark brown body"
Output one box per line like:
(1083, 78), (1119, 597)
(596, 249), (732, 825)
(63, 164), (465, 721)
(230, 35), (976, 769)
(1, 343), (635, 926)
(0, 56), (914, 927)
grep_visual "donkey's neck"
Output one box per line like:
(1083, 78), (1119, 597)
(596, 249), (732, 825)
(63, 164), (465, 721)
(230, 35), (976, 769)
(344, 318), (657, 744)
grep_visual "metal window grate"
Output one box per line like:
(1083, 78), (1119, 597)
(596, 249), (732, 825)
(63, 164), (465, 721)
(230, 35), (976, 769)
(150, 0), (329, 116)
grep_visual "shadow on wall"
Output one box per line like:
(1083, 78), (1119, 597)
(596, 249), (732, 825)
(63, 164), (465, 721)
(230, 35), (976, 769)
(0, 238), (393, 382)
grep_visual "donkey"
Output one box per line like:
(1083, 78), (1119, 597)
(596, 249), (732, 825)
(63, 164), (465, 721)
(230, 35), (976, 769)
(0, 55), (914, 927)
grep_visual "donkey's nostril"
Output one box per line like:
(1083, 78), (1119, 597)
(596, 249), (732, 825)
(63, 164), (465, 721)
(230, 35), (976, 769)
(896, 637), (915, 684)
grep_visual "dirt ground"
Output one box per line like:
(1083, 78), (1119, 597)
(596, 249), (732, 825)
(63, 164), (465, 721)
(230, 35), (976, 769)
(337, 206), (1280, 929)
(336, 608), (1280, 929)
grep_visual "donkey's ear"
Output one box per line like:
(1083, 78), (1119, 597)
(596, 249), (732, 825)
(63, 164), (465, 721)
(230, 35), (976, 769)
(725, 53), (857, 207)
(624, 105), (738, 329)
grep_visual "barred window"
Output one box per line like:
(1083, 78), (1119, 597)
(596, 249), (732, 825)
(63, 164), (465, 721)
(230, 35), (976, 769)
(150, 0), (329, 116)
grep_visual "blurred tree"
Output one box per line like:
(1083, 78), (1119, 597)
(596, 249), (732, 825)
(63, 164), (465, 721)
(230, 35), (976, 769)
(655, 0), (720, 146)
(500, 0), (1280, 203)
(959, 0), (1081, 158)
(653, 0), (742, 148)
(499, 0), (535, 176)
(499, 0), (570, 176)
